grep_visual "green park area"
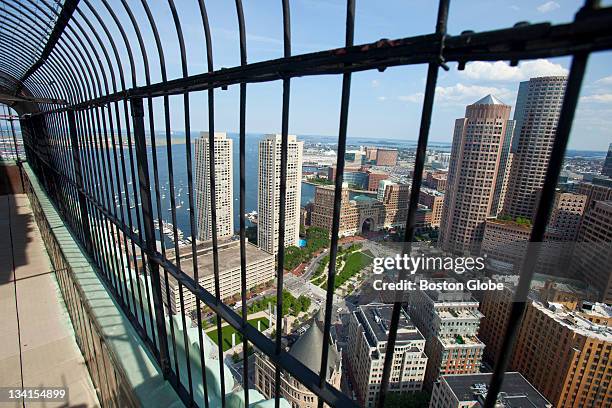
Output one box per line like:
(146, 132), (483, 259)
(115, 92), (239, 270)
(283, 227), (330, 271)
(311, 244), (373, 290)
(207, 317), (270, 352)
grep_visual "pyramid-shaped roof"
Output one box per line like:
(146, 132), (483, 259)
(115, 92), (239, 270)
(473, 94), (506, 105)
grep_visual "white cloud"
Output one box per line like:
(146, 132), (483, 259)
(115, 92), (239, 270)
(595, 76), (612, 86)
(398, 93), (424, 103)
(399, 84), (512, 106)
(377, 96), (387, 101)
(580, 94), (612, 103)
(371, 79), (380, 88)
(460, 59), (568, 82)
(537, 1), (560, 13)
(509, 5), (520, 11)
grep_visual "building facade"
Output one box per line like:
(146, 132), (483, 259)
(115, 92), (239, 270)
(570, 200), (612, 303)
(511, 301), (612, 407)
(161, 240), (275, 315)
(365, 147), (398, 166)
(419, 188), (444, 228)
(478, 277), (595, 368)
(195, 132), (234, 241)
(503, 76), (567, 219)
(378, 180), (410, 228)
(439, 95), (512, 255)
(491, 119), (515, 216)
(409, 281), (485, 389)
(347, 304), (428, 407)
(311, 184), (360, 236)
(258, 134), (303, 254)
(547, 191), (587, 241)
(255, 310), (342, 408)
(367, 170), (389, 191)
(425, 171), (448, 192)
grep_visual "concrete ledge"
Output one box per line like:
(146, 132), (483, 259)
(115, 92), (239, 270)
(22, 163), (183, 408)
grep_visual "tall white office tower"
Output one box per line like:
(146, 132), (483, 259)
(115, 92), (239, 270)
(195, 132), (234, 241)
(503, 76), (567, 220)
(257, 134), (303, 255)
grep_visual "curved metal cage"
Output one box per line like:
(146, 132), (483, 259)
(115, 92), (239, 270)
(1, 0), (612, 407)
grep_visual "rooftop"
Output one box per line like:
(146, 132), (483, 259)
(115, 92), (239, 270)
(420, 186), (445, 197)
(442, 372), (551, 407)
(166, 238), (274, 284)
(289, 309), (340, 380)
(535, 301), (612, 341)
(439, 334), (485, 348)
(472, 94), (507, 106)
(356, 303), (424, 346)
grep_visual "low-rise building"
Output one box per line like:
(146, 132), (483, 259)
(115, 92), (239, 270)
(255, 310), (342, 408)
(425, 171), (448, 192)
(419, 188), (445, 228)
(429, 372), (551, 408)
(378, 180), (410, 228)
(511, 300), (612, 407)
(347, 304), (428, 407)
(409, 280), (485, 389)
(367, 170), (389, 191)
(570, 200), (612, 303)
(162, 239), (275, 315)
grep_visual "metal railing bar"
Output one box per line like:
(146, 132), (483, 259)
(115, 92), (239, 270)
(317, 1), (355, 407)
(131, 96), (172, 380)
(24, 114), (360, 408)
(274, 0), (292, 405)
(234, 0), (250, 404)
(193, 0), (217, 405)
(15, 0), (80, 93)
(27, 8), (612, 116)
(376, 0), (450, 405)
(166, 0), (196, 403)
(483, 49), (590, 408)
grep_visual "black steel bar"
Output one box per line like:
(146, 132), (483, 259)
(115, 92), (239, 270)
(234, 0), (250, 404)
(274, 0), (292, 405)
(30, 8), (612, 116)
(376, 0), (450, 406)
(317, 1), (355, 406)
(193, 0), (217, 405)
(483, 55), (590, 408)
(67, 108), (93, 253)
(166, 0), (195, 403)
(131, 96), (172, 378)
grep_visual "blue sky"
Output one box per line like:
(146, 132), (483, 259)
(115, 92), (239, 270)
(98, 0), (612, 151)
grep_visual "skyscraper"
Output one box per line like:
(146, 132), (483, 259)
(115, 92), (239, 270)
(511, 80), (529, 153)
(439, 95), (512, 255)
(258, 134), (303, 254)
(195, 132), (234, 241)
(490, 119), (515, 216)
(603, 142), (612, 177)
(503, 76), (567, 219)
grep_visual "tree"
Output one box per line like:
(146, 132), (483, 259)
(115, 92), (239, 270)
(284, 246), (305, 270)
(383, 391), (430, 408)
(297, 295), (311, 312)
